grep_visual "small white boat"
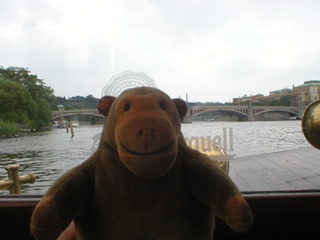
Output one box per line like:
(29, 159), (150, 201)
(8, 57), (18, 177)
(70, 118), (80, 127)
(54, 118), (68, 128)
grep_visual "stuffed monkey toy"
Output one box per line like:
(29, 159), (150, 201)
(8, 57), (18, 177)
(31, 87), (253, 240)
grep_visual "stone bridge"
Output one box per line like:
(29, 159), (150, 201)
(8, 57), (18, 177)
(52, 109), (192, 123)
(190, 106), (305, 121)
(52, 109), (105, 120)
(52, 105), (305, 122)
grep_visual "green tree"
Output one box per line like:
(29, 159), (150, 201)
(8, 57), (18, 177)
(280, 96), (291, 106)
(55, 94), (99, 110)
(0, 66), (54, 129)
(0, 81), (35, 124)
(29, 98), (52, 129)
(265, 99), (284, 106)
(0, 66), (54, 101)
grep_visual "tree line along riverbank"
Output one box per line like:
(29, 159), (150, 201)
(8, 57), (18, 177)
(0, 66), (106, 137)
(1, 66), (296, 138)
(0, 120), (20, 138)
(0, 66), (55, 135)
(0, 120), (37, 138)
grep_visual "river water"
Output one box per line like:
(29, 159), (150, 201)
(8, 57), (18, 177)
(0, 121), (309, 194)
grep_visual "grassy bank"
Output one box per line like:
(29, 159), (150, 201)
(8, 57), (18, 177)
(0, 120), (20, 137)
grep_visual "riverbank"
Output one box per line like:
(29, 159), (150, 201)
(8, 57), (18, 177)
(0, 123), (103, 139)
(0, 131), (35, 139)
(0, 120), (39, 139)
(0, 121), (20, 138)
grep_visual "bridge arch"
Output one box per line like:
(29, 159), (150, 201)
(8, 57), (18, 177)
(52, 113), (106, 120)
(193, 109), (248, 121)
(253, 109), (298, 121)
(254, 109), (298, 116)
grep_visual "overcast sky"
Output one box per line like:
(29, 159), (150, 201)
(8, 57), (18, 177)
(1, 0), (320, 103)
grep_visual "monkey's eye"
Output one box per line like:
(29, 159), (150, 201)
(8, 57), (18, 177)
(160, 102), (166, 110)
(124, 103), (130, 111)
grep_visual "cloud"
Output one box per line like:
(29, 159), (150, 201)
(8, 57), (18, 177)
(1, 0), (320, 102)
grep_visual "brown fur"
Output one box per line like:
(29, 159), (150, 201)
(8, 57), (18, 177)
(31, 87), (253, 240)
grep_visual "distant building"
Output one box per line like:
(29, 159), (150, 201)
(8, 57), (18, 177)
(233, 81), (320, 107)
(57, 105), (64, 111)
(269, 88), (293, 96)
(258, 88), (293, 105)
(290, 80), (320, 107)
(253, 94), (264, 101)
(233, 94), (262, 104)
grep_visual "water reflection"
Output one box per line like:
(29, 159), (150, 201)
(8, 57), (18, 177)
(0, 126), (103, 194)
(0, 121), (309, 194)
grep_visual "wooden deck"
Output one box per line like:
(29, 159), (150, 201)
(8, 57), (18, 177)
(229, 146), (320, 191)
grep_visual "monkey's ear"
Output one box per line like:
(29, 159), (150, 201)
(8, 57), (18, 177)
(172, 98), (187, 118)
(98, 96), (116, 117)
